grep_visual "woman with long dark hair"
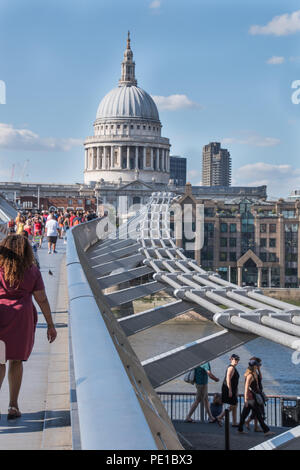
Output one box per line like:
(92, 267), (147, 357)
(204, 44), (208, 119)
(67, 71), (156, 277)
(238, 360), (274, 436)
(0, 234), (57, 419)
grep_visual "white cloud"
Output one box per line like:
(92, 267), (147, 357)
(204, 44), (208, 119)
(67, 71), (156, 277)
(222, 134), (280, 147)
(234, 162), (300, 197)
(266, 56), (285, 65)
(149, 0), (161, 9)
(249, 10), (300, 36)
(151, 94), (201, 111)
(0, 123), (82, 151)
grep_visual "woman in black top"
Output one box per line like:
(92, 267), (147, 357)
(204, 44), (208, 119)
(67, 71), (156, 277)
(219, 354), (240, 426)
(238, 360), (274, 436)
(245, 357), (266, 431)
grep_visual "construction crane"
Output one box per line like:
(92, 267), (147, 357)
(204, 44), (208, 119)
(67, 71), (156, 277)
(20, 159), (30, 183)
(10, 164), (15, 182)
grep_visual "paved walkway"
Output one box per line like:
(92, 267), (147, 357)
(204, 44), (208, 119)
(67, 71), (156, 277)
(174, 420), (289, 450)
(0, 239), (72, 450)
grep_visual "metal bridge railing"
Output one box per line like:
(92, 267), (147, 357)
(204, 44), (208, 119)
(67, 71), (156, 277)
(157, 392), (298, 428)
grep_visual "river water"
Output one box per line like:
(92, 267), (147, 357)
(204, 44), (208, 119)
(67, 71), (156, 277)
(129, 320), (300, 397)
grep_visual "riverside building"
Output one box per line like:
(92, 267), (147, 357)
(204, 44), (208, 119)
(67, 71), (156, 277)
(176, 184), (300, 288)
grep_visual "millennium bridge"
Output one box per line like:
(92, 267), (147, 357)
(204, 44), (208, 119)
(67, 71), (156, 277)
(0, 192), (300, 450)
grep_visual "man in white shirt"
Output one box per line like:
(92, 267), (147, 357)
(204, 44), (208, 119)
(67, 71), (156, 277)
(45, 214), (59, 254)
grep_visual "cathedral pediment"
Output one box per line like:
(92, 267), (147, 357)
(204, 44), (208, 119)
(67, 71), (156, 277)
(119, 180), (153, 191)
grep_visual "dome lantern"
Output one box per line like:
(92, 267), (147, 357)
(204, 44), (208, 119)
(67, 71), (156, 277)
(119, 31), (137, 87)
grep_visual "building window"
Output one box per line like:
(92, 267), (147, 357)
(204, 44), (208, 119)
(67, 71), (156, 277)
(229, 252), (236, 261)
(270, 224), (277, 233)
(282, 210), (295, 219)
(220, 252), (227, 261)
(269, 238), (276, 248)
(131, 125), (134, 129)
(137, 125), (140, 129)
(204, 208), (215, 217)
(220, 223), (228, 233)
(269, 252), (276, 262)
(260, 252), (267, 262)
(260, 224), (267, 233)
(117, 125), (120, 129)
(229, 238), (236, 247)
(143, 125), (146, 130)
(230, 223), (237, 233)
(220, 238), (227, 247)
(123, 125), (127, 129)
(260, 238), (267, 247)
(68, 199), (72, 205)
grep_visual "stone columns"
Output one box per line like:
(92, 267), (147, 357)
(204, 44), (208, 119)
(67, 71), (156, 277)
(126, 146), (130, 169)
(118, 146), (122, 168)
(110, 146), (114, 168)
(238, 266), (242, 287)
(150, 148), (154, 170)
(85, 149), (88, 170)
(268, 267), (272, 287)
(101, 148), (105, 169)
(104, 146), (108, 169)
(228, 265), (231, 283)
(156, 148), (159, 171)
(143, 147), (146, 169)
(257, 267), (262, 288)
(135, 146), (139, 169)
(96, 147), (100, 170)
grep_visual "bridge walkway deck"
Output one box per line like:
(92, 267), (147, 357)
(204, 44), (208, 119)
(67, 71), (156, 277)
(0, 239), (72, 450)
(174, 420), (290, 450)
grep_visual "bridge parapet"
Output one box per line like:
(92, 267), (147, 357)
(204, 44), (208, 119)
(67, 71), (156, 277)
(67, 217), (183, 450)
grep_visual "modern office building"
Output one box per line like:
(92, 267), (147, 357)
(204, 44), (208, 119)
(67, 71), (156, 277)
(202, 142), (231, 186)
(169, 156), (187, 186)
(176, 183), (300, 288)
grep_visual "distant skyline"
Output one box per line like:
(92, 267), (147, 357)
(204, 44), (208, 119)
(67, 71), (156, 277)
(0, 0), (299, 198)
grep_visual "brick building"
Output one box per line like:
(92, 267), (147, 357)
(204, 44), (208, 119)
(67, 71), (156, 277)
(176, 184), (300, 288)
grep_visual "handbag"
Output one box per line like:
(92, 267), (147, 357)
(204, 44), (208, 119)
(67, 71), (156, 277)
(250, 388), (264, 407)
(184, 369), (195, 385)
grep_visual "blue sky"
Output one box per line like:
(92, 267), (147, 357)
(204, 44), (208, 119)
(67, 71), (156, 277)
(0, 0), (299, 197)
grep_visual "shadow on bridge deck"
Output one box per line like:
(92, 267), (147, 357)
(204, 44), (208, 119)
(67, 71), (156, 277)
(0, 239), (71, 450)
(173, 420), (289, 450)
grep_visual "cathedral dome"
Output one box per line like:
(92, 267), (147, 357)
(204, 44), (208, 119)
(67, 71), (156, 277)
(96, 85), (160, 122)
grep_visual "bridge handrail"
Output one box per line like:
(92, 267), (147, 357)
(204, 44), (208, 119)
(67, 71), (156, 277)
(67, 218), (182, 450)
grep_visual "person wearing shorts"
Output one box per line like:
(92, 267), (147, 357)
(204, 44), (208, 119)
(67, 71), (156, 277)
(45, 214), (58, 254)
(185, 362), (219, 423)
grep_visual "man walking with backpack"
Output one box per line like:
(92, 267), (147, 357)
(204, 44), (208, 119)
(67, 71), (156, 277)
(185, 362), (219, 423)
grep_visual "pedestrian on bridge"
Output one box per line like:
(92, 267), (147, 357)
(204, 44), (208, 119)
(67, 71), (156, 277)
(245, 357), (266, 432)
(238, 360), (274, 436)
(220, 354), (240, 427)
(185, 362), (220, 423)
(0, 234), (57, 419)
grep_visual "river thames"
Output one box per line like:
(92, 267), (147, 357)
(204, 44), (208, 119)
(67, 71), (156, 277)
(130, 320), (300, 397)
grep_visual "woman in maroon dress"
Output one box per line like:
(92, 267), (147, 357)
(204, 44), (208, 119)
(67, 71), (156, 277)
(0, 234), (57, 419)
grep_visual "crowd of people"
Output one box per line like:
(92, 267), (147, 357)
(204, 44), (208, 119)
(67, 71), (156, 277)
(7, 209), (98, 255)
(0, 208), (98, 418)
(185, 354), (275, 437)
